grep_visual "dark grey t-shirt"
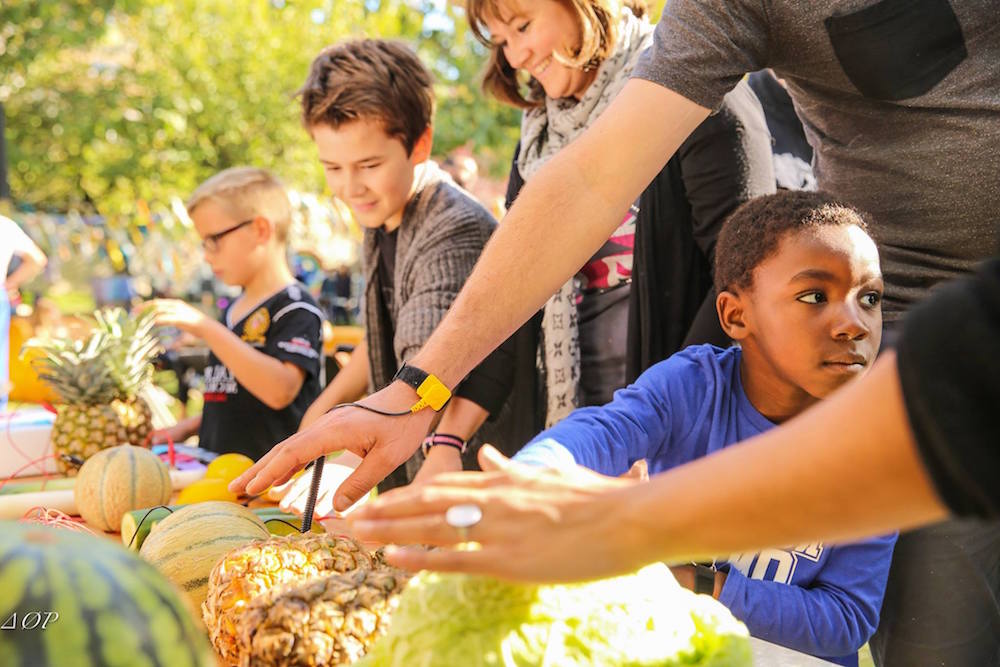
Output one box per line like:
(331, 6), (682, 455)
(633, 0), (1000, 318)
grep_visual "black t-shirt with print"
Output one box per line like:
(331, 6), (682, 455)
(199, 283), (323, 460)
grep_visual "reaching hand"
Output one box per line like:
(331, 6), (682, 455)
(346, 445), (653, 582)
(142, 299), (211, 336)
(271, 452), (370, 518)
(229, 381), (435, 511)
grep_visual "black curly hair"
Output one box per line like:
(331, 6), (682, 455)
(714, 191), (874, 294)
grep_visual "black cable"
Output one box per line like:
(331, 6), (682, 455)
(298, 401), (411, 533)
(329, 401), (412, 417)
(127, 505), (174, 549)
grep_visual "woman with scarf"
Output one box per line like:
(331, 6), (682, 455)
(470, 0), (774, 424)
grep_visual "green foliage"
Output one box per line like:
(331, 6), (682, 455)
(2, 0), (521, 216)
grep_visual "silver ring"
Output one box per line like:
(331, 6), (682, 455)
(445, 503), (483, 542)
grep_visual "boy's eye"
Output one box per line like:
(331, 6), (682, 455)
(861, 292), (882, 308)
(325, 166), (341, 172)
(796, 291), (826, 304)
(361, 163), (380, 170)
(517, 21), (530, 33)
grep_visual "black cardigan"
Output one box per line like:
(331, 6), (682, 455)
(506, 79), (775, 382)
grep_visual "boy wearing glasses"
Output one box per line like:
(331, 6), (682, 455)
(145, 167), (323, 460)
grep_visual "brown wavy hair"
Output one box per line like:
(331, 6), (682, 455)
(298, 39), (434, 155)
(466, 0), (648, 108)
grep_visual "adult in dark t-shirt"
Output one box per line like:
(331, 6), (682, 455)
(200, 284), (322, 460)
(229, 11), (1000, 646)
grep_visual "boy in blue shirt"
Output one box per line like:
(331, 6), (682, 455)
(514, 190), (895, 666)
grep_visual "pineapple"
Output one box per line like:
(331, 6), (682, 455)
(203, 533), (386, 666)
(236, 568), (408, 667)
(24, 307), (160, 474)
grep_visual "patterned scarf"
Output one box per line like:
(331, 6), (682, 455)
(517, 9), (653, 426)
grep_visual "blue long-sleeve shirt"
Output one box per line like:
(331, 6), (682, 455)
(515, 345), (896, 667)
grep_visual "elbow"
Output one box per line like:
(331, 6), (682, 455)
(257, 377), (301, 410)
(822, 605), (879, 656)
(262, 387), (299, 410)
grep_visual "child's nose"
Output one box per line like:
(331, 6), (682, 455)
(832, 302), (869, 340)
(344, 173), (367, 198)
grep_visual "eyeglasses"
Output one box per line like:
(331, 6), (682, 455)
(201, 219), (254, 252)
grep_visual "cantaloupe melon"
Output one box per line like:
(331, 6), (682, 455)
(73, 444), (171, 532)
(0, 521), (214, 667)
(121, 505), (322, 551)
(139, 501), (269, 611)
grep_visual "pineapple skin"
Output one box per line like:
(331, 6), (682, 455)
(52, 398), (153, 475)
(203, 534), (386, 666)
(238, 568), (407, 667)
(25, 307), (159, 474)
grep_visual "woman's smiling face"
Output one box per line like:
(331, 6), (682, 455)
(484, 0), (597, 100)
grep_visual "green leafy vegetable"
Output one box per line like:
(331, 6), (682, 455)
(358, 563), (751, 666)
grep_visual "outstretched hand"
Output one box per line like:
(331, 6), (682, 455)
(347, 445), (653, 582)
(229, 381), (435, 511)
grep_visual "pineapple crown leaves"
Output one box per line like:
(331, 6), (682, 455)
(23, 307), (163, 405)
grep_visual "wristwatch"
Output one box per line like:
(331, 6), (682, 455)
(393, 363), (452, 412)
(692, 563), (717, 596)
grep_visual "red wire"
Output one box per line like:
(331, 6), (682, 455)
(0, 409), (58, 488)
(0, 453), (63, 492)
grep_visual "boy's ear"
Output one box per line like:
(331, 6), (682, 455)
(716, 289), (750, 341)
(251, 216), (273, 243)
(410, 126), (434, 165)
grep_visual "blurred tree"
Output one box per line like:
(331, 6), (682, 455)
(1, 0), (521, 216)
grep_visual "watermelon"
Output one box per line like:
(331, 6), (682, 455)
(139, 502), (269, 610)
(74, 445), (172, 532)
(0, 521), (214, 667)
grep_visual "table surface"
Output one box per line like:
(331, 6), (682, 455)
(14, 475), (835, 665)
(750, 637), (836, 665)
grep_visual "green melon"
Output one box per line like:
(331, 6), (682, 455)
(121, 506), (322, 551)
(74, 444), (171, 532)
(0, 521), (214, 667)
(139, 502), (269, 611)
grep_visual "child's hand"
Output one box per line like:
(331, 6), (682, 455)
(149, 424), (188, 446)
(411, 446), (463, 486)
(141, 299), (211, 336)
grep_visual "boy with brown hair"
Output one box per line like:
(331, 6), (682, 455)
(147, 167), (323, 460)
(295, 38), (538, 490)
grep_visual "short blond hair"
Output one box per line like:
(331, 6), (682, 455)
(186, 167), (292, 242)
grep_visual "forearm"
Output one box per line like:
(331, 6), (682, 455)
(4, 255), (46, 290)
(434, 397), (488, 441)
(719, 573), (874, 657)
(174, 415), (202, 440)
(617, 353), (946, 565)
(411, 82), (709, 387)
(198, 320), (303, 409)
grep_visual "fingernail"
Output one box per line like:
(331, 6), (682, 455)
(333, 496), (350, 512)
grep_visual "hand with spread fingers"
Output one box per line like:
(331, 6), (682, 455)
(347, 445), (656, 582)
(228, 380), (436, 511)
